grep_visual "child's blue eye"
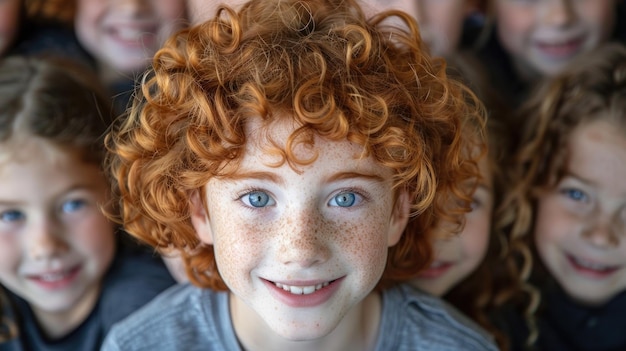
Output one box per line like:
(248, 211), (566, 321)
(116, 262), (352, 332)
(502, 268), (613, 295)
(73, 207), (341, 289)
(0, 210), (25, 223)
(243, 191), (274, 208)
(329, 192), (359, 207)
(470, 197), (482, 211)
(61, 199), (87, 213)
(562, 188), (587, 202)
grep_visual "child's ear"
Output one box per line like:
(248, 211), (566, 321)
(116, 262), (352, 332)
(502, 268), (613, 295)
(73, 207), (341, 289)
(387, 190), (410, 247)
(189, 189), (214, 245)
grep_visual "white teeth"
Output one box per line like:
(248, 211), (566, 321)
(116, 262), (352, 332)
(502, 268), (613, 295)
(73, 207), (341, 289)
(572, 256), (612, 271)
(40, 272), (68, 282)
(116, 28), (145, 41)
(275, 282), (330, 295)
(429, 261), (445, 268)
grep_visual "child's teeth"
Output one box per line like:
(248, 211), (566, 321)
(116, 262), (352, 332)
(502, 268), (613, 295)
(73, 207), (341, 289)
(40, 272), (67, 281)
(275, 281), (330, 295)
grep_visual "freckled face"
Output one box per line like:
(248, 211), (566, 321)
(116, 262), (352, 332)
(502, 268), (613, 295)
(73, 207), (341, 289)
(190, 116), (408, 342)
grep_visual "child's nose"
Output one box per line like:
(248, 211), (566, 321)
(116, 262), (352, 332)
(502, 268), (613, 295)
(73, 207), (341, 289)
(581, 215), (620, 249)
(277, 209), (331, 267)
(113, 0), (151, 15)
(27, 220), (69, 260)
(542, 0), (575, 27)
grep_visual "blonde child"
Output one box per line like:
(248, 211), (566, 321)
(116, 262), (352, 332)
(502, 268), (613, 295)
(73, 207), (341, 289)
(101, 0), (500, 350)
(501, 42), (626, 351)
(0, 56), (175, 350)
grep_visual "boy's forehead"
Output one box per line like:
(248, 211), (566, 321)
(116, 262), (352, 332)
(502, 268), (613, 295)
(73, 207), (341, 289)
(243, 115), (366, 162)
(216, 114), (392, 177)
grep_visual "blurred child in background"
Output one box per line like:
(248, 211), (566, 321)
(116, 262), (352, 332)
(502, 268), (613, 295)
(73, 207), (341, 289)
(475, 0), (622, 112)
(409, 54), (529, 351)
(0, 56), (175, 350)
(74, 0), (187, 113)
(101, 0), (499, 350)
(359, 0), (479, 57)
(188, 0), (479, 57)
(501, 42), (626, 351)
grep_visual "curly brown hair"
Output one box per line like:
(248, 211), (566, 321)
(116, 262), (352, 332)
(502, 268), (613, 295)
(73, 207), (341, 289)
(501, 42), (626, 349)
(106, 0), (486, 290)
(0, 55), (113, 342)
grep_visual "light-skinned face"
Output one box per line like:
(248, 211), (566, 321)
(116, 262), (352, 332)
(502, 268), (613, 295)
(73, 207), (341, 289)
(75, 0), (186, 80)
(412, 155), (493, 296)
(361, 0), (470, 57)
(0, 139), (115, 337)
(494, 0), (616, 78)
(0, 0), (21, 56)
(190, 115), (409, 349)
(535, 119), (626, 306)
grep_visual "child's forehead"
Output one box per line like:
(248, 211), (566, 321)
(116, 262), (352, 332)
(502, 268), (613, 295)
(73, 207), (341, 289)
(243, 114), (360, 153)
(218, 114), (391, 177)
(0, 137), (82, 170)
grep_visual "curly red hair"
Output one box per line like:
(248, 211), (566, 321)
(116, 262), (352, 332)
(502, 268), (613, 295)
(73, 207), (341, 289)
(107, 0), (485, 290)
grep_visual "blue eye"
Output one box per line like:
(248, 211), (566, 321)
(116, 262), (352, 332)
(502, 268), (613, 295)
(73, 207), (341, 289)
(562, 188), (587, 202)
(329, 192), (358, 207)
(61, 199), (87, 213)
(243, 191), (274, 208)
(0, 210), (25, 223)
(470, 197), (481, 211)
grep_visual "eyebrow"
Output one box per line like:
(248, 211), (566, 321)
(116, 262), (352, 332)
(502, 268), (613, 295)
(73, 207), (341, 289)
(325, 171), (386, 183)
(226, 171), (284, 185)
(225, 170), (387, 184)
(562, 171), (593, 186)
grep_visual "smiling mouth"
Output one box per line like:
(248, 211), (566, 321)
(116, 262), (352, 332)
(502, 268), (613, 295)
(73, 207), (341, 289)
(273, 281), (333, 295)
(568, 255), (620, 273)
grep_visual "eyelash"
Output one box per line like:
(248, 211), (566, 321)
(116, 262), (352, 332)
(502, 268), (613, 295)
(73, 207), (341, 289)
(234, 187), (371, 207)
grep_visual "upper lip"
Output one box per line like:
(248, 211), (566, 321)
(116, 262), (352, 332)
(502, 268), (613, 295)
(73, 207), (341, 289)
(567, 253), (621, 270)
(265, 278), (338, 286)
(25, 265), (79, 278)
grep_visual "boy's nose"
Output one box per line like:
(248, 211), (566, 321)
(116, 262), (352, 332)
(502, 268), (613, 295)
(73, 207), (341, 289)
(543, 0), (575, 27)
(277, 209), (331, 268)
(28, 221), (69, 260)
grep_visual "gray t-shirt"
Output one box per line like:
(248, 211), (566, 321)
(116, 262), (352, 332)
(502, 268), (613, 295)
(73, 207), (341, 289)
(101, 283), (498, 351)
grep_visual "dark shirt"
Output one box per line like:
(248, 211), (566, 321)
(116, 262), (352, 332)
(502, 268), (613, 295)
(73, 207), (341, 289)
(7, 19), (95, 71)
(499, 286), (626, 351)
(0, 238), (176, 351)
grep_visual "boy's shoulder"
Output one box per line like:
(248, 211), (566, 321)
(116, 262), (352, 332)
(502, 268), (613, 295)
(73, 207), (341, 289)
(377, 284), (499, 351)
(101, 285), (240, 351)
